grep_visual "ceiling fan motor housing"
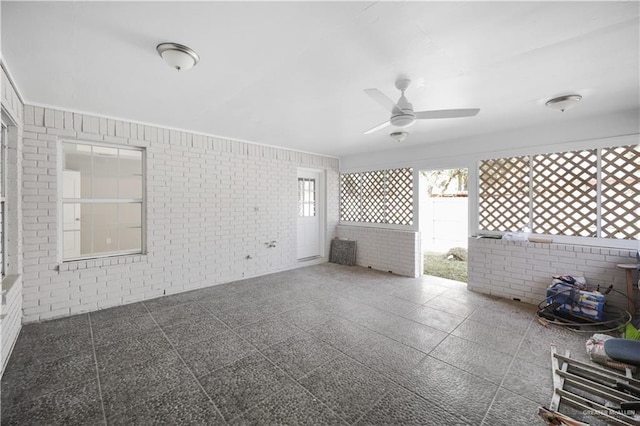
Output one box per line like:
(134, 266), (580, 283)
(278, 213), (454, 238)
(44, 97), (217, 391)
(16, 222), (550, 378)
(391, 93), (415, 127)
(390, 113), (416, 127)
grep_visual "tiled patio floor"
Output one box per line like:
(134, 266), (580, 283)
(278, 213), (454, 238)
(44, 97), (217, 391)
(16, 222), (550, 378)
(1, 263), (593, 425)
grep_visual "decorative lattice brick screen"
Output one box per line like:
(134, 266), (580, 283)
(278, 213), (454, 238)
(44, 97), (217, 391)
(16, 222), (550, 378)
(340, 173), (361, 222)
(387, 167), (413, 225)
(479, 156), (530, 231)
(361, 170), (386, 223)
(601, 144), (640, 239)
(532, 149), (597, 236)
(340, 168), (413, 226)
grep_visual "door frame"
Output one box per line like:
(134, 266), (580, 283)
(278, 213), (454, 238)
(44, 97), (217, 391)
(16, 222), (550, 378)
(296, 167), (326, 261)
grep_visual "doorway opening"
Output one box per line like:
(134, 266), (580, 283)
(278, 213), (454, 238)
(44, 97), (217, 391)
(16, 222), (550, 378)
(419, 168), (469, 282)
(296, 168), (325, 261)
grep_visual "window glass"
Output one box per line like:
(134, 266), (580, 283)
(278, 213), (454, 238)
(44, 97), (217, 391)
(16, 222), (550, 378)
(62, 142), (144, 260)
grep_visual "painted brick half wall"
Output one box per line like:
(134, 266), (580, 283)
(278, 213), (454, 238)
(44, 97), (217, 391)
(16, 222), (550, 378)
(21, 105), (339, 322)
(335, 225), (421, 277)
(468, 237), (638, 311)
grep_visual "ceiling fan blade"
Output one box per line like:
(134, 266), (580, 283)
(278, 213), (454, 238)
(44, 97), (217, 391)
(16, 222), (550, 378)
(364, 88), (399, 112)
(414, 108), (480, 119)
(363, 120), (391, 135)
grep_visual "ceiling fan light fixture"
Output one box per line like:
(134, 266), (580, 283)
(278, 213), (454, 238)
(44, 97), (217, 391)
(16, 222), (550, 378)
(156, 43), (200, 71)
(390, 131), (409, 142)
(545, 94), (582, 112)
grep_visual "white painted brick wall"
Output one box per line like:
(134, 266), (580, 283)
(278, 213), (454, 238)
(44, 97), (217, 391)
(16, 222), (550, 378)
(1, 277), (23, 373)
(335, 225), (421, 277)
(1, 64), (24, 377)
(468, 237), (638, 310)
(21, 105), (339, 322)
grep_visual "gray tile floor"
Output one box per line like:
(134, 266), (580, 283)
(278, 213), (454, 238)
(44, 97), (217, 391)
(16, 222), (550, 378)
(1, 263), (593, 425)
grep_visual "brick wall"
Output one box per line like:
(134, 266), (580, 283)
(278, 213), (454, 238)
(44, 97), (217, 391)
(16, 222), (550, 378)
(335, 225), (421, 277)
(21, 105), (339, 322)
(1, 64), (24, 375)
(468, 237), (638, 310)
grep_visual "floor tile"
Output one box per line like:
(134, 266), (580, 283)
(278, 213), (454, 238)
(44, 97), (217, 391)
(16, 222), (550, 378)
(424, 293), (483, 317)
(502, 356), (554, 406)
(467, 301), (534, 333)
(399, 355), (498, 425)
(1, 353), (96, 408)
(177, 331), (256, 378)
(214, 302), (274, 329)
(234, 317), (303, 350)
(197, 291), (250, 313)
(90, 302), (149, 322)
(148, 301), (218, 326)
(400, 304), (466, 333)
(378, 316), (448, 354)
(392, 284), (447, 304)
(307, 317), (372, 352)
(1, 264), (574, 425)
(107, 382), (224, 425)
(100, 350), (195, 418)
(451, 318), (524, 355)
(95, 329), (173, 373)
(429, 334), (514, 384)
(197, 352), (298, 422)
(355, 384), (469, 426)
(230, 386), (347, 425)
(8, 327), (93, 367)
(278, 304), (333, 331)
(365, 294), (423, 316)
(90, 311), (159, 346)
(160, 315), (229, 347)
(346, 330), (426, 379)
(261, 332), (342, 379)
(516, 320), (590, 369)
(341, 303), (402, 333)
(298, 355), (394, 424)
(481, 388), (544, 426)
(1, 380), (103, 426)
(19, 314), (90, 341)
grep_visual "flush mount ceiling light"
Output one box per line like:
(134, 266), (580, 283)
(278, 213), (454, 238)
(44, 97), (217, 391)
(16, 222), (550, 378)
(390, 131), (409, 142)
(156, 43), (200, 71)
(545, 94), (582, 112)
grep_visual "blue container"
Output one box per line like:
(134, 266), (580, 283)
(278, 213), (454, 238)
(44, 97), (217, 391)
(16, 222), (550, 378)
(546, 282), (605, 321)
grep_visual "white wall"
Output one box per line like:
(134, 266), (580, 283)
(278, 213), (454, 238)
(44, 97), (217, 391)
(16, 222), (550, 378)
(335, 225), (421, 278)
(420, 197), (468, 253)
(468, 237), (638, 311)
(340, 109), (640, 172)
(1, 63), (24, 375)
(21, 105), (339, 322)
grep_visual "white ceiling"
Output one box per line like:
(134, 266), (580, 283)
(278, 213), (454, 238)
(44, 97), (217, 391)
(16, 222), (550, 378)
(2, 1), (639, 158)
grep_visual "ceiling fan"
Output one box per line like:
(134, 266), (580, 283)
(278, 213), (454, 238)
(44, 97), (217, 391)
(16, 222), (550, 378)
(363, 78), (480, 139)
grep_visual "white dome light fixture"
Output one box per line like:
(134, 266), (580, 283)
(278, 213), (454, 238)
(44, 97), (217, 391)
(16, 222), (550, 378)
(545, 94), (582, 112)
(156, 43), (200, 71)
(390, 131), (409, 142)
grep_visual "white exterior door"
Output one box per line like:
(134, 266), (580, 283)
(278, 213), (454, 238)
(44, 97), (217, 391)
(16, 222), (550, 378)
(297, 169), (324, 260)
(62, 170), (82, 259)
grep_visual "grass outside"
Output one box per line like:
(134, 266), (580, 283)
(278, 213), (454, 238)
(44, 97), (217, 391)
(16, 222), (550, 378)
(424, 251), (468, 283)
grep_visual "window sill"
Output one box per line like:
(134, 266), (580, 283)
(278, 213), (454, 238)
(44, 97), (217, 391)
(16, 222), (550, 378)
(58, 254), (147, 272)
(1, 274), (21, 306)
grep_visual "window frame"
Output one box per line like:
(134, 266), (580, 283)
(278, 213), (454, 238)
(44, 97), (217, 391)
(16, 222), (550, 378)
(58, 140), (147, 263)
(0, 122), (7, 276)
(339, 167), (416, 230)
(476, 141), (639, 248)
